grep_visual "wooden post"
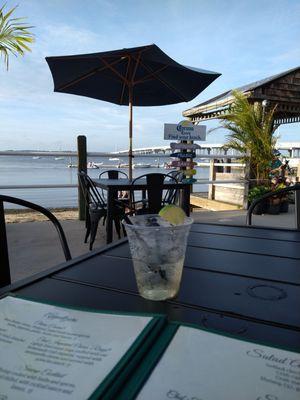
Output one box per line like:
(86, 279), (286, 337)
(128, 85), (133, 181)
(77, 135), (87, 221)
(243, 159), (250, 210)
(225, 157), (231, 173)
(0, 201), (11, 287)
(296, 162), (300, 182)
(208, 159), (215, 200)
(295, 185), (300, 230)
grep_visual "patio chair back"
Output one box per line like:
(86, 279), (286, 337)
(167, 170), (184, 182)
(78, 171), (108, 250)
(78, 171), (106, 208)
(98, 169), (128, 200)
(165, 170), (184, 204)
(98, 170), (128, 180)
(0, 195), (71, 288)
(130, 173), (178, 214)
(247, 184), (300, 229)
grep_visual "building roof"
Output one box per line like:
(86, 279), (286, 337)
(183, 66), (300, 125)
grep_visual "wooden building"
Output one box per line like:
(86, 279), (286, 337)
(183, 66), (300, 209)
(183, 66), (300, 127)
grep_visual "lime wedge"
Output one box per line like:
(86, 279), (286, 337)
(158, 204), (186, 225)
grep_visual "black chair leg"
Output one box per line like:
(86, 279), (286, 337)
(114, 217), (121, 239)
(89, 213), (101, 250)
(84, 214), (91, 243)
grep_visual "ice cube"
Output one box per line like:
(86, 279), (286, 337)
(128, 214), (172, 227)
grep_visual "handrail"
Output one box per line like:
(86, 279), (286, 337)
(0, 151), (246, 159)
(246, 183), (300, 227)
(0, 184), (77, 189)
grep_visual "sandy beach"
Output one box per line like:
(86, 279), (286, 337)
(5, 208), (79, 223)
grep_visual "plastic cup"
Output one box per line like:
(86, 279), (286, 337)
(123, 215), (193, 301)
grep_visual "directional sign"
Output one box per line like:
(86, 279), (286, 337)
(182, 177), (197, 184)
(170, 142), (201, 150)
(164, 120), (206, 141)
(170, 152), (196, 159)
(170, 160), (197, 168)
(179, 169), (197, 176)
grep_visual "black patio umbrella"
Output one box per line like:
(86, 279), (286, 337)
(46, 44), (221, 179)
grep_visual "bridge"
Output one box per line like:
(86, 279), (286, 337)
(113, 141), (300, 157)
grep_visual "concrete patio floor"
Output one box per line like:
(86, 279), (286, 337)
(6, 206), (296, 284)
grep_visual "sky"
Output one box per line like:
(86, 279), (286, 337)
(0, 0), (299, 151)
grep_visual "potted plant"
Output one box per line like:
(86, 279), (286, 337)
(269, 176), (291, 214)
(248, 185), (270, 215)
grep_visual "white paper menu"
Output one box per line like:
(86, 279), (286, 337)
(137, 325), (300, 400)
(0, 296), (152, 400)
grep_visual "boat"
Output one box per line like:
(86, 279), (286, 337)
(55, 157), (65, 160)
(163, 162), (174, 169)
(67, 164), (77, 168)
(133, 163), (151, 169)
(32, 156), (41, 160)
(109, 157), (120, 161)
(87, 162), (101, 169)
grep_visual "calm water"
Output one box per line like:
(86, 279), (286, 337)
(0, 155), (209, 208)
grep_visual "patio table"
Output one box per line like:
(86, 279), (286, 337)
(92, 178), (191, 244)
(1, 223), (300, 352)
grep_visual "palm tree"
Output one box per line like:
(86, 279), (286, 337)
(217, 90), (278, 181)
(0, 4), (34, 69)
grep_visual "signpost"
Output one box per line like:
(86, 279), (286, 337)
(164, 121), (206, 141)
(164, 120), (206, 184)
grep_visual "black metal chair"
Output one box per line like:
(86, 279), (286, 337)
(166, 170), (184, 182)
(129, 173), (179, 215)
(0, 195), (71, 288)
(246, 183), (300, 228)
(98, 170), (128, 180)
(165, 170), (184, 204)
(98, 169), (129, 200)
(78, 171), (125, 249)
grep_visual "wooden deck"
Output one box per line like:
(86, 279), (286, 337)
(191, 193), (241, 211)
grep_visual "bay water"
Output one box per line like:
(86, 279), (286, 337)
(0, 155), (209, 208)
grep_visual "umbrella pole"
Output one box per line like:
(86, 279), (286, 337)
(129, 85), (133, 181)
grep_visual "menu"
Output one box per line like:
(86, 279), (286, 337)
(0, 296), (155, 400)
(0, 296), (299, 400)
(136, 325), (300, 400)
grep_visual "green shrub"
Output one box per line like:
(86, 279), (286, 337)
(248, 186), (270, 204)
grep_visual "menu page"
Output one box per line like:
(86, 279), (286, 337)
(0, 296), (152, 400)
(137, 325), (300, 400)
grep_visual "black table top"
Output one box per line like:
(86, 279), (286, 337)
(2, 223), (300, 351)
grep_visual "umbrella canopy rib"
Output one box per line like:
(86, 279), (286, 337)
(119, 51), (144, 103)
(100, 57), (130, 86)
(120, 56), (131, 104)
(131, 51), (143, 85)
(133, 64), (170, 86)
(132, 55), (188, 102)
(57, 58), (125, 92)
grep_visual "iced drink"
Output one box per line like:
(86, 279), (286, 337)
(123, 214), (193, 301)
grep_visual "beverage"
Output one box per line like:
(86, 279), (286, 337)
(123, 214), (193, 301)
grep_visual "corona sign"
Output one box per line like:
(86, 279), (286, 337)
(164, 120), (206, 141)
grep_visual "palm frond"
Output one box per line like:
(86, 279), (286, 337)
(216, 90), (278, 180)
(0, 4), (34, 69)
